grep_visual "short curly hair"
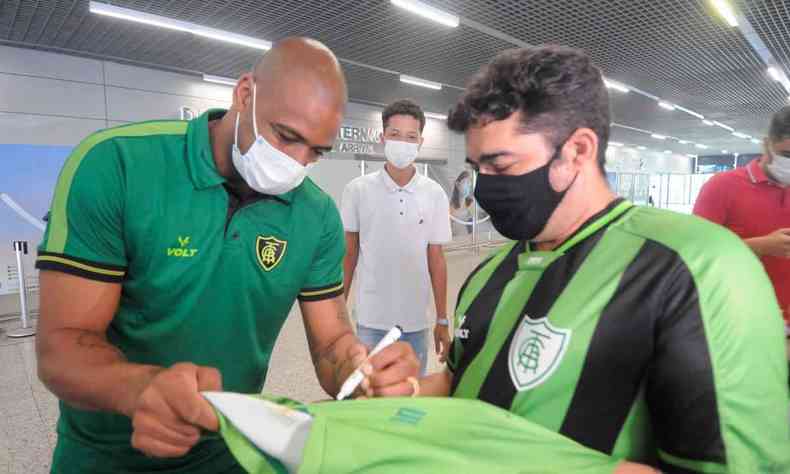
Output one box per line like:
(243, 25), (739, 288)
(447, 45), (610, 172)
(383, 99), (426, 133)
(769, 105), (790, 142)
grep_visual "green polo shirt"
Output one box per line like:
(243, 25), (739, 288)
(36, 109), (345, 473)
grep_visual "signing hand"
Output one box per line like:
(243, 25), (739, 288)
(359, 341), (421, 398)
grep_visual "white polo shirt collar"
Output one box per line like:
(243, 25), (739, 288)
(380, 166), (420, 194)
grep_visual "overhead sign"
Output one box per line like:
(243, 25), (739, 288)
(332, 126), (382, 154)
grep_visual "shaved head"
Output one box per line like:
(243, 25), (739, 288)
(225, 37), (348, 173)
(254, 37), (347, 106)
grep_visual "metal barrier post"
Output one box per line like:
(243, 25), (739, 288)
(8, 241), (35, 338)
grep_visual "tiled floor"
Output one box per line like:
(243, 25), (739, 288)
(0, 249), (487, 474)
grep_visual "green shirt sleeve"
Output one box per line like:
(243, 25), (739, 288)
(650, 226), (790, 473)
(298, 198), (345, 302)
(36, 137), (127, 282)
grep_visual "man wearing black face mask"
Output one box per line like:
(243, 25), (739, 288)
(405, 46), (790, 472)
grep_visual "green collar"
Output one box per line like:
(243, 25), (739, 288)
(518, 200), (633, 270)
(185, 108), (297, 203)
(186, 109), (228, 190)
(556, 200), (633, 253)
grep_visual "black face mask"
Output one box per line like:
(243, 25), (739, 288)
(474, 152), (574, 241)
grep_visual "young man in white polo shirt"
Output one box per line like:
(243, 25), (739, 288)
(342, 99), (452, 376)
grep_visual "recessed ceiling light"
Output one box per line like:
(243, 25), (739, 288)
(89, 1), (272, 50)
(711, 0), (738, 27)
(664, 150), (672, 154)
(203, 74), (236, 86)
(679, 140), (690, 145)
(751, 138), (761, 144)
(675, 106), (705, 120)
(391, 0), (460, 27)
(637, 146), (647, 150)
(713, 121), (735, 132)
(603, 79), (630, 93)
(399, 74), (442, 90)
(424, 112), (447, 120)
(696, 144), (709, 149)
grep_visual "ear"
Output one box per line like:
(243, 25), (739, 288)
(418, 135), (425, 149)
(562, 128), (598, 169)
(233, 73), (254, 111)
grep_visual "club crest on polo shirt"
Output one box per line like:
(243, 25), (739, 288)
(256, 235), (287, 272)
(509, 316), (571, 391)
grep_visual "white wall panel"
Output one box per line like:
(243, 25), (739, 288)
(0, 73), (105, 119)
(0, 45), (103, 83)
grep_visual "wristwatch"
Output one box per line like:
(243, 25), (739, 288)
(436, 318), (450, 327)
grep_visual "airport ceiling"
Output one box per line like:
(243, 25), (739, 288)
(1, 0), (789, 156)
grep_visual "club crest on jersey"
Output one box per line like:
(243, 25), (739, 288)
(509, 316), (571, 392)
(256, 236), (287, 272)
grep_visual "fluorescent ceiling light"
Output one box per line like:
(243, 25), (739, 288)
(609, 141), (624, 147)
(651, 134), (667, 140)
(722, 149), (729, 154)
(89, 1), (272, 50)
(732, 131), (751, 139)
(424, 112), (447, 120)
(751, 138), (761, 144)
(391, 0), (460, 27)
(696, 143), (709, 149)
(203, 74), (236, 86)
(637, 146), (647, 150)
(399, 74), (442, 90)
(658, 101), (676, 111)
(604, 79), (630, 93)
(768, 67), (782, 81)
(687, 154), (698, 158)
(679, 140), (690, 144)
(703, 120), (715, 126)
(664, 150), (672, 154)
(711, 0), (738, 27)
(675, 105), (704, 119)
(712, 121), (734, 132)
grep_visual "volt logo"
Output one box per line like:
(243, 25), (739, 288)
(167, 235), (198, 258)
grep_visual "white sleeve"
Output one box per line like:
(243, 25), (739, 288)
(429, 186), (452, 244)
(340, 181), (359, 232)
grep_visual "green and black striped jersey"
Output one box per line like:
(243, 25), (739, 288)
(448, 200), (790, 473)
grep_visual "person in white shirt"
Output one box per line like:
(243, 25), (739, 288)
(342, 99), (452, 377)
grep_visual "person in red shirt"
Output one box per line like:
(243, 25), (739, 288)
(694, 106), (790, 336)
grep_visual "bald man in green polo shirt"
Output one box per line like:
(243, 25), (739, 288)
(34, 37), (420, 473)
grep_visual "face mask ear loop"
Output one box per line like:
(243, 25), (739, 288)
(251, 82), (260, 139)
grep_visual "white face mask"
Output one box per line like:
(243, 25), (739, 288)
(384, 139), (419, 169)
(231, 83), (310, 195)
(766, 149), (790, 186)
